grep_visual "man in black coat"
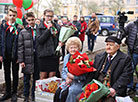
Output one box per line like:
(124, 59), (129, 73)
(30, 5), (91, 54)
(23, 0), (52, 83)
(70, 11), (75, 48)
(72, 15), (81, 37)
(77, 36), (133, 102)
(0, 8), (20, 102)
(122, 19), (138, 94)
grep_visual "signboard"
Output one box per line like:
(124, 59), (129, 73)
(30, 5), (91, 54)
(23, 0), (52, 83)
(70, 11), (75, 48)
(0, 0), (38, 5)
(0, 0), (12, 5)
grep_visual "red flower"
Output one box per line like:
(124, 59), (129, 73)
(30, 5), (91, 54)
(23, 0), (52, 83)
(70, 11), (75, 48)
(85, 90), (91, 98)
(89, 61), (94, 66)
(90, 83), (99, 92)
(80, 57), (85, 61)
(72, 55), (77, 59)
(75, 59), (81, 63)
(85, 84), (91, 91)
(79, 92), (85, 100)
(81, 64), (87, 68)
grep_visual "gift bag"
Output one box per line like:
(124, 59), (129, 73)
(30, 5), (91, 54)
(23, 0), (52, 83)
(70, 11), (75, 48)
(81, 79), (110, 102)
(35, 77), (62, 93)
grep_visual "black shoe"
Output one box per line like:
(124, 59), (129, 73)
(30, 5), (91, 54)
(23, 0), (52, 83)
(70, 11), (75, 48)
(11, 93), (18, 102)
(0, 93), (11, 101)
(31, 97), (35, 102)
(24, 97), (29, 102)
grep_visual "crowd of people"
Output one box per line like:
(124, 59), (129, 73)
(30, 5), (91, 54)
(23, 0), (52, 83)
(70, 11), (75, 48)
(0, 7), (137, 102)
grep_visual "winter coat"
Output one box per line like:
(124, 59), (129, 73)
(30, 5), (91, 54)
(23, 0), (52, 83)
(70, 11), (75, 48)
(18, 27), (37, 74)
(87, 17), (99, 35)
(36, 22), (59, 58)
(79, 21), (87, 41)
(85, 50), (132, 97)
(123, 21), (137, 53)
(0, 22), (20, 60)
(72, 21), (81, 37)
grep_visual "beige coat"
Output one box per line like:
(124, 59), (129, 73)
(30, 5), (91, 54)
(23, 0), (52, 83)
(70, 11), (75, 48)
(87, 16), (99, 35)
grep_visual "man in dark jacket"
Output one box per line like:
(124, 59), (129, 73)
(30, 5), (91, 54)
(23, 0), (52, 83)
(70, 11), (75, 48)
(72, 15), (81, 37)
(0, 8), (20, 102)
(122, 19), (138, 94)
(77, 36), (132, 102)
(18, 12), (39, 102)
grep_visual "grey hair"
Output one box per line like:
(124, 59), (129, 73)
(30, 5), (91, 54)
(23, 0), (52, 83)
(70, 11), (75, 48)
(65, 37), (82, 51)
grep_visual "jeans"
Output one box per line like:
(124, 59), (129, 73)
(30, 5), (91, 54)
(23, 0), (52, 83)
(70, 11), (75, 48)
(87, 34), (95, 51)
(128, 53), (138, 90)
(23, 53), (40, 98)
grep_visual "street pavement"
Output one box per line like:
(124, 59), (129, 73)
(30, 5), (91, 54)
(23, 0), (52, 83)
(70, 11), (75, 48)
(0, 35), (106, 102)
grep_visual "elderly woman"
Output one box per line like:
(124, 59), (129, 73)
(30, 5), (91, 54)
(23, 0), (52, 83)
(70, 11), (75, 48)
(54, 37), (87, 102)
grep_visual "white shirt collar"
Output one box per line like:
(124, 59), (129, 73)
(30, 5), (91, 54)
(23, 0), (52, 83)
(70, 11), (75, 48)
(107, 52), (117, 60)
(8, 21), (15, 26)
(8, 21), (15, 32)
(28, 25), (36, 29)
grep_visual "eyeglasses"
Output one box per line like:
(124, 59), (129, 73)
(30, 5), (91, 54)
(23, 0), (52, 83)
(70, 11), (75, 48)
(28, 19), (35, 22)
(45, 15), (53, 18)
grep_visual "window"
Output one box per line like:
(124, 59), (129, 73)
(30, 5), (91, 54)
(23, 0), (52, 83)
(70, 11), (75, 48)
(127, 0), (130, 4)
(135, 9), (138, 14)
(100, 17), (111, 23)
(64, 7), (68, 15)
(108, 8), (112, 13)
(136, 0), (138, 5)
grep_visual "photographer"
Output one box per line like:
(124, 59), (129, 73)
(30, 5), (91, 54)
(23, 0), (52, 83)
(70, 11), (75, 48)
(122, 18), (138, 95)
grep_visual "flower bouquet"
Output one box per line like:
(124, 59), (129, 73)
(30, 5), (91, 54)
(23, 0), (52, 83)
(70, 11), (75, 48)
(79, 79), (110, 102)
(55, 25), (77, 56)
(66, 51), (96, 76)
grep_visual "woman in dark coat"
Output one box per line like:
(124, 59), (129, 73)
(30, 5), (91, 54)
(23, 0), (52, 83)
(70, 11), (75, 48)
(37, 9), (60, 79)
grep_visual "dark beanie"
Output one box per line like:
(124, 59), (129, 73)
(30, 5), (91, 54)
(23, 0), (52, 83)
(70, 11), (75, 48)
(105, 36), (121, 44)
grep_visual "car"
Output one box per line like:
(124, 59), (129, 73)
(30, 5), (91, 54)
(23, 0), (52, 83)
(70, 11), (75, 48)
(84, 15), (118, 36)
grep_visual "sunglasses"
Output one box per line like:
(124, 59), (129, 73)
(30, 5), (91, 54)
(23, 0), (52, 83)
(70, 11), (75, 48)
(45, 15), (53, 18)
(28, 19), (35, 22)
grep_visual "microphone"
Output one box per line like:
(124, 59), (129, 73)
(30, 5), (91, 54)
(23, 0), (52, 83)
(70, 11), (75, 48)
(48, 21), (54, 35)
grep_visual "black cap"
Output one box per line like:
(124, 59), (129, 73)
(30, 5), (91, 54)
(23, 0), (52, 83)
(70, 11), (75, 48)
(105, 36), (121, 44)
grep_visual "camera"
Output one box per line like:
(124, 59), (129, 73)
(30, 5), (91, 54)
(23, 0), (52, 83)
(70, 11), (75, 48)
(116, 11), (134, 39)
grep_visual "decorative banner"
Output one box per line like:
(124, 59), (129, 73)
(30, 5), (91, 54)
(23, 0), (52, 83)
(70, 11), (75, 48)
(12, 0), (23, 8)
(23, 0), (33, 10)
(16, 18), (23, 25)
(16, 7), (23, 19)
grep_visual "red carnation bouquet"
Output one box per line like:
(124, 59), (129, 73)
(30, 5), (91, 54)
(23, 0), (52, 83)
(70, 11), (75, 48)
(79, 83), (99, 102)
(66, 51), (96, 76)
(79, 79), (110, 102)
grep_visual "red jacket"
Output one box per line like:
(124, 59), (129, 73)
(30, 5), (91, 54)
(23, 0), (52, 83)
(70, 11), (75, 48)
(79, 21), (87, 41)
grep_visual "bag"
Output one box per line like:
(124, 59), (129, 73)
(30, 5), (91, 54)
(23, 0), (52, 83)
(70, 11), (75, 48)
(86, 29), (90, 35)
(82, 79), (110, 102)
